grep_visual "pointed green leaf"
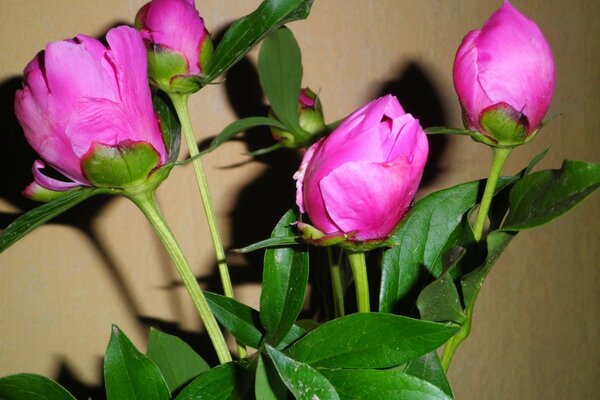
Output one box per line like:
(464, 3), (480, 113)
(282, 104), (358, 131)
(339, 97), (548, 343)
(425, 126), (475, 136)
(197, 117), (287, 157)
(146, 328), (209, 393)
(0, 187), (99, 253)
(204, 291), (265, 348)
(321, 368), (452, 400)
(232, 235), (301, 253)
(255, 353), (288, 400)
(0, 374), (76, 400)
(260, 209), (309, 345)
(266, 345), (340, 400)
(258, 27), (304, 135)
(286, 313), (458, 369)
(203, 0), (313, 83)
(175, 362), (249, 400)
(104, 325), (170, 400)
(502, 160), (600, 230)
(403, 352), (454, 398)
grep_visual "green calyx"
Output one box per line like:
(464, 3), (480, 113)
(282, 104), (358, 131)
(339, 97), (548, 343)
(478, 102), (533, 147)
(269, 107), (325, 148)
(296, 222), (389, 251)
(147, 46), (204, 95)
(81, 141), (171, 195)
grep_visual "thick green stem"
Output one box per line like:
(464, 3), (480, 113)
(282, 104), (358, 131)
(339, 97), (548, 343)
(473, 147), (512, 241)
(129, 191), (232, 364)
(347, 251), (370, 313)
(327, 247), (345, 318)
(440, 307), (473, 372)
(169, 94), (246, 358)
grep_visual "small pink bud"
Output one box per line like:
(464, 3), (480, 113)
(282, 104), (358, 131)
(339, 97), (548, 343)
(453, 1), (555, 145)
(294, 95), (428, 242)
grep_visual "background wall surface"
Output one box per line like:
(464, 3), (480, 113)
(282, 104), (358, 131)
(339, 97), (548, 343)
(1, 1), (599, 399)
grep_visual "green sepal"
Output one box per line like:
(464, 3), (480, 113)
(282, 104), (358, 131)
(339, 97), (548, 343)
(147, 47), (190, 92)
(24, 184), (80, 203)
(479, 102), (529, 146)
(296, 221), (389, 251)
(153, 93), (181, 163)
(81, 140), (162, 189)
(199, 35), (214, 74)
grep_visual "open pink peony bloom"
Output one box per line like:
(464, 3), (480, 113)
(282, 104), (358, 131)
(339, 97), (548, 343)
(294, 95), (428, 241)
(136, 0), (212, 82)
(453, 0), (555, 142)
(15, 26), (167, 197)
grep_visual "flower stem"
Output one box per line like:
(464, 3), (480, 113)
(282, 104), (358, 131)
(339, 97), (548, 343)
(440, 307), (473, 372)
(327, 247), (345, 318)
(347, 251), (370, 313)
(169, 94), (246, 358)
(128, 190), (231, 364)
(472, 147), (512, 241)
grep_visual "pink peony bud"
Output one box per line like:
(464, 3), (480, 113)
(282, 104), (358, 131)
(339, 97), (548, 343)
(270, 88), (325, 148)
(135, 0), (213, 93)
(15, 26), (168, 199)
(294, 95), (428, 241)
(453, 1), (555, 145)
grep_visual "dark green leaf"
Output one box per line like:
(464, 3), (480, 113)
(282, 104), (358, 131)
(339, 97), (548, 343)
(523, 147), (549, 177)
(175, 362), (249, 400)
(260, 210), (309, 345)
(255, 353), (288, 400)
(502, 160), (600, 230)
(0, 188), (99, 253)
(425, 126), (475, 136)
(460, 231), (515, 309)
(146, 328), (209, 393)
(379, 181), (483, 313)
(416, 271), (465, 324)
(197, 117), (287, 157)
(403, 352), (454, 398)
(233, 235), (301, 253)
(266, 345), (340, 400)
(203, 0), (313, 83)
(277, 323), (307, 350)
(321, 368), (452, 400)
(0, 374), (76, 400)
(104, 325), (170, 400)
(258, 27), (303, 135)
(205, 291), (264, 349)
(286, 313), (458, 368)
(153, 93), (181, 163)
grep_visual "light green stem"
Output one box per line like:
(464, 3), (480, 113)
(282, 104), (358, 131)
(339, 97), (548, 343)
(129, 191), (232, 364)
(347, 251), (370, 313)
(473, 147), (512, 241)
(327, 247), (345, 318)
(169, 94), (246, 358)
(440, 307), (473, 372)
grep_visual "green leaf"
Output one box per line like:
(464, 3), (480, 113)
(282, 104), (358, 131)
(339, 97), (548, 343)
(0, 187), (99, 253)
(204, 291), (265, 348)
(460, 230), (515, 309)
(153, 93), (181, 163)
(260, 209), (309, 345)
(146, 328), (209, 393)
(104, 325), (170, 400)
(266, 345), (340, 400)
(502, 160), (600, 230)
(233, 235), (301, 253)
(175, 362), (249, 400)
(277, 323), (307, 350)
(379, 181), (484, 313)
(258, 27), (304, 135)
(0, 374), (76, 400)
(286, 313), (458, 369)
(403, 352), (454, 398)
(321, 368), (452, 400)
(203, 0), (313, 83)
(425, 126), (475, 136)
(255, 353), (288, 400)
(197, 117), (287, 157)
(416, 270), (465, 324)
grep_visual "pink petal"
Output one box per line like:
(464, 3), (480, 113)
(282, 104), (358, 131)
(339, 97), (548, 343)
(105, 26), (167, 163)
(30, 160), (85, 191)
(294, 138), (324, 213)
(319, 160), (415, 240)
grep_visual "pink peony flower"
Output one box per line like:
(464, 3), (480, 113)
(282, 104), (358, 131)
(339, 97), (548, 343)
(294, 95), (428, 241)
(15, 26), (168, 198)
(453, 1), (555, 144)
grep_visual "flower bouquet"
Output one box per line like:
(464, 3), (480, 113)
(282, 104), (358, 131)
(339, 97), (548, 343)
(1, 0), (599, 399)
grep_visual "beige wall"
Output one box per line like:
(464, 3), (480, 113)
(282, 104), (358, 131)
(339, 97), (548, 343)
(1, 1), (599, 398)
